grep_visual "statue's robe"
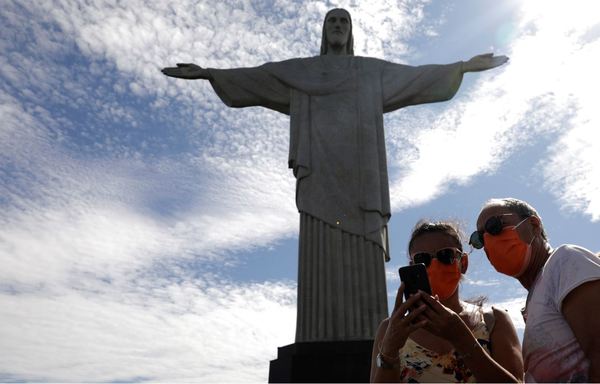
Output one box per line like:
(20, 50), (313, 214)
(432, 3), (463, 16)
(208, 56), (463, 341)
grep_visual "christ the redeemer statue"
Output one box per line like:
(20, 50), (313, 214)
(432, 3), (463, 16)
(162, 8), (508, 343)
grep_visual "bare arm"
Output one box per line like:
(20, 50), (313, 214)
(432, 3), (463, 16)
(370, 284), (427, 383)
(562, 279), (600, 382)
(489, 308), (524, 381)
(161, 63), (212, 80)
(462, 53), (509, 73)
(370, 319), (398, 383)
(418, 294), (521, 382)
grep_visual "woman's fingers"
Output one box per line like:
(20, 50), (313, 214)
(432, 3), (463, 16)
(413, 307), (437, 327)
(388, 291), (441, 336)
(405, 306), (429, 333)
(392, 286), (421, 316)
(397, 300), (429, 326)
(386, 303), (428, 343)
(410, 318), (428, 331)
(404, 303), (427, 321)
(405, 291), (423, 306)
(391, 283), (406, 314)
(418, 291), (445, 314)
(394, 292), (422, 317)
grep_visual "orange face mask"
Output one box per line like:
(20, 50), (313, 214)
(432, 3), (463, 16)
(427, 259), (461, 300)
(483, 219), (533, 277)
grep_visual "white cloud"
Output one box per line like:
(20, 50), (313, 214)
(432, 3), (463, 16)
(1, 1), (306, 377)
(16, 0), (431, 104)
(463, 278), (501, 287)
(0, 90), (298, 279)
(387, 1), (600, 221)
(544, 121), (600, 221)
(3, 0), (600, 381)
(0, 163), (296, 381)
(0, 278), (296, 382)
(0, 93), (297, 380)
(521, 1), (600, 221)
(0, 0), (444, 259)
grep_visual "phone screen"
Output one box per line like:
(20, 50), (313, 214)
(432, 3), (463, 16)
(398, 263), (432, 300)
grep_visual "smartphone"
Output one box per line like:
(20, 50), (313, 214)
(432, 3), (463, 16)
(398, 263), (432, 301)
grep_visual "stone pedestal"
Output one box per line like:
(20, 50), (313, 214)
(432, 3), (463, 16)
(268, 340), (373, 383)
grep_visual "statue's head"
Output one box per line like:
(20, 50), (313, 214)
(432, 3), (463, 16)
(320, 8), (354, 55)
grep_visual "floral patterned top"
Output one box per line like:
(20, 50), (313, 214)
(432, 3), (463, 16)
(398, 303), (492, 383)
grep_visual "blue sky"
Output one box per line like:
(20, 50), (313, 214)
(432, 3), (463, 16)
(1, 0), (599, 381)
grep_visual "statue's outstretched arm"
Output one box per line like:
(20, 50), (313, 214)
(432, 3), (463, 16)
(161, 63), (212, 80)
(462, 53), (509, 73)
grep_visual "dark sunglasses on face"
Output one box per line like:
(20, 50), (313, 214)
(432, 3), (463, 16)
(411, 247), (463, 267)
(469, 213), (522, 249)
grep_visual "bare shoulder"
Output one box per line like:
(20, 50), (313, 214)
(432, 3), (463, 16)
(492, 306), (514, 325)
(489, 306), (519, 342)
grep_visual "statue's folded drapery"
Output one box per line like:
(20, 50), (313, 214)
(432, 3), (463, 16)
(208, 56), (463, 341)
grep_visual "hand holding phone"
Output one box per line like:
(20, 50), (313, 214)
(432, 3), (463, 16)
(398, 263), (432, 301)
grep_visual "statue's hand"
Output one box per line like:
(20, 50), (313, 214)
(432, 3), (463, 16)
(463, 53), (509, 73)
(161, 63), (211, 79)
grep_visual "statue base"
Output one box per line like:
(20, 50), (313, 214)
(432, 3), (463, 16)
(268, 340), (373, 383)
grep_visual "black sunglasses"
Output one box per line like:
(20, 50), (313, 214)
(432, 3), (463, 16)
(469, 213), (519, 249)
(411, 247), (463, 267)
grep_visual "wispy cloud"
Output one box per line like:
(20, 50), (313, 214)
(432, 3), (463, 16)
(0, 1), (338, 380)
(1, 91), (299, 380)
(1, 277), (295, 382)
(388, 0), (600, 221)
(463, 278), (501, 287)
(2, 0), (599, 381)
